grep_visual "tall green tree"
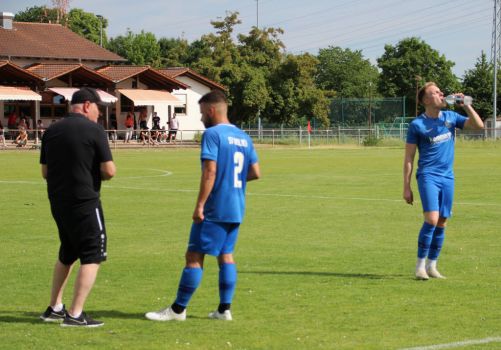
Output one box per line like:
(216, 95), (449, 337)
(158, 37), (190, 67)
(185, 12), (242, 98)
(377, 37), (459, 116)
(231, 26), (285, 123)
(316, 46), (379, 98)
(108, 30), (162, 67)
(14, 6), (108, 46)
(67, 9), (108, 46)
(238, 27), (284, 72)
(14, 6), (63, 24)
(229, 64), (270, 125)
(267, 53), (330, 127)
(462, 52), (494, 120)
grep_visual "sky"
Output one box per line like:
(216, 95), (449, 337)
(1, 0), (494, 77)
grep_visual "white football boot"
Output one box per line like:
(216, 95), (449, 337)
(208, 310), (232, 321)
(145, 307), (186, 321)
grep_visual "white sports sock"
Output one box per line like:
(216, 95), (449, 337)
(52, 303), (64, 312)
(416, 258), (426, 270)
(426, 259), (437, 270)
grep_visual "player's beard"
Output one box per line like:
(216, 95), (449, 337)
(202, 118), (213, 128)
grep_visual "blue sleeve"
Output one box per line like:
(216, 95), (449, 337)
(455, 113), (468, 129)
(406, 122), (418, 144)
(248, 138), (258, 164)
(201, 129), (219, 161)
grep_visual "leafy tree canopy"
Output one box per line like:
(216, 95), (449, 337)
(462, 52), (494, 120)
(108, 30), (162, 67)
(14, 6), (107, 46)
(377, 37), (459, 116)
(317, 46), (379, 98)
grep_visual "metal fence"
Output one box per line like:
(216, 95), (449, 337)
(2, 125), (496, 150)
(244, 125), (495, 146)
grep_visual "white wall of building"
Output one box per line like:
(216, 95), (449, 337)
(171, 75), (212, 139)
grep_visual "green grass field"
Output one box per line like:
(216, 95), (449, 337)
(0, 143), (500, 350)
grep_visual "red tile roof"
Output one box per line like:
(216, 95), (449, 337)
(0, 22), (126, 63)
(96, 65), (189, 90)
(95, 65), (150, 82)
(25, 63), (112, 83)
(159, 67), (189, 77)
(0, 60), (44, 85)
(25, 63), (82, 80)
(158, 67), (226, 91)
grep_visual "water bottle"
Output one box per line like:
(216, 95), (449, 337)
(445, 95), (472, 106)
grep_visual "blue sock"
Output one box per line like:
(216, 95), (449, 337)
(428, 226), (445, 260)
(219, 263), (237, 305)
(174, 267), (203, 308)
(418, 222), (436, 259)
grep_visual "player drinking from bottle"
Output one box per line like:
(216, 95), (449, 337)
(403, 82), (483, 280)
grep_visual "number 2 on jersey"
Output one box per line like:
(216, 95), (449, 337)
(233, 151), (244, 188)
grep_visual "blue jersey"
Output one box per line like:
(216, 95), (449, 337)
(406, 110), (467, 178)
(200, 124), (258, 223)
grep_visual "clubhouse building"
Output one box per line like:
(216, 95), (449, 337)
(0, 11), (225, 140)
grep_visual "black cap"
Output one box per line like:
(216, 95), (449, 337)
(71, 87), (106, 105)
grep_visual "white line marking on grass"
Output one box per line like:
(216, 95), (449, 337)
(115, 168), (173, 179)
(399, 336), (501, 350)
(246, 192), (501, 207)
(0, 180), (43, 184)
(1, 179), (500, 208)
(102, 185), (196, 193)
(249, 192), (402, 203)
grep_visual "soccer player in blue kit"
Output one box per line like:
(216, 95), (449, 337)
(403, 82), (483, 280)
(146, 90), (261, 321)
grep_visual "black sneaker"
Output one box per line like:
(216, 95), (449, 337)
(40, 305), (66, 322)
(61, 312), (104, 328)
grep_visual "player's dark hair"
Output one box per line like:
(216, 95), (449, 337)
(198, 90), (227, 105)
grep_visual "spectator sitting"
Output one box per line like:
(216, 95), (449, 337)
(14, 127), (28, 147)
(140, 126), (154, 145)
(151, 118), (160, 144)
(18, 117), (28, 130)
(152, 112), (161, 129)
(159, 126), (168, 143)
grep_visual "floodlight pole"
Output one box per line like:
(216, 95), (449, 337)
(414, 75), (421, 117)
(368, 81), (372, 134)
(97, 15), (103, 47)
(256, 0), (259, 28)
(492, 0), (500, 139)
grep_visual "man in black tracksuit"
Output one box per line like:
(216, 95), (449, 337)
(39, 87), (116, 328)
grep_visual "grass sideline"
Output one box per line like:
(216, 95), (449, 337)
(0, 144), (500, 350)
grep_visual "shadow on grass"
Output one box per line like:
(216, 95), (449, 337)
(0, 310), (146, 324)
(239, 270), (406, 280)
(0, 311), (42, 324)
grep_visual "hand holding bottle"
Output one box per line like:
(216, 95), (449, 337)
(445, 93), (472, 106)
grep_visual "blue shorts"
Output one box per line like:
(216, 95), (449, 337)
(188, 220), (240, 256)
(417, 174), (454, 218)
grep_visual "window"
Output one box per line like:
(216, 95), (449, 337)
(40, 91), (68, 118)
(173, 93), (187, 115)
